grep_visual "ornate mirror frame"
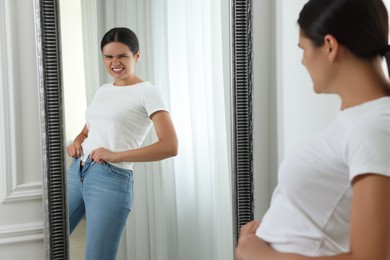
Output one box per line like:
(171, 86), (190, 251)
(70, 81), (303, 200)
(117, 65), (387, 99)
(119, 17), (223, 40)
(232, 0), (253, 245)
(36, 0), (68, 259)
(36, 0), (253, 258)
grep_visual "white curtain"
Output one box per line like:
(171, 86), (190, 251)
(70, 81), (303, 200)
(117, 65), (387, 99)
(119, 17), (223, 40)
(81, 0), (233, 259)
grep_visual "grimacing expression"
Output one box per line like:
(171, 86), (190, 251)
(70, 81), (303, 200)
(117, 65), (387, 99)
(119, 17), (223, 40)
(102, 42), (140, 84)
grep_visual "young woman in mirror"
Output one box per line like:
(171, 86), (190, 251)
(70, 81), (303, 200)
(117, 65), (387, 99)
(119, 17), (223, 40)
(66, 27), (178, 260)
(237, 0), (390, 259)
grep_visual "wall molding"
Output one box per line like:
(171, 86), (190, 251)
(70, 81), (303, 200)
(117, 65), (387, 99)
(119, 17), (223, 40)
(0, 222), (43, 245)
(0, 0), (13, 204)
(2, 183), (43, 203)
(0, 1), (45, 258)
(0, 0), (43, 205)
(0, 0), (18, 204)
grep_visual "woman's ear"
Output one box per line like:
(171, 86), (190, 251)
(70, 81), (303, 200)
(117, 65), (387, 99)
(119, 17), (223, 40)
(324, 34), (339, 62)
(135, 50), (141, 62)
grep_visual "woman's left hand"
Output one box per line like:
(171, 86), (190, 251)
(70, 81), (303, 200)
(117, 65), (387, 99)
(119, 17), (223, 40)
(90, 147), (118, 164)
(236, 234), (273, 260)
(240, 221), (261, 236)
(236, 221), (274, 260)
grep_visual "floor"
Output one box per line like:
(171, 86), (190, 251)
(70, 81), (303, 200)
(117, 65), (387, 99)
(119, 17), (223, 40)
(69, 217), (86, 260)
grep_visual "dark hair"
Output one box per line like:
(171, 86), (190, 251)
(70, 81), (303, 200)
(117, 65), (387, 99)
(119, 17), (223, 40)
(298, 0), (389, 60)
(100, 27), (139, 54)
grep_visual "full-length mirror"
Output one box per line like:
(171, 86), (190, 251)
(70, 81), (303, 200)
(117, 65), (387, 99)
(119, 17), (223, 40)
(60, 0), (233, 259)
(38, 0), (253, 259)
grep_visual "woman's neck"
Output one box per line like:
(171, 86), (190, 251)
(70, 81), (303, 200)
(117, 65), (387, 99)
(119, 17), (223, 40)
(114, 75), (143, 86)
(336, 58), (390, 110)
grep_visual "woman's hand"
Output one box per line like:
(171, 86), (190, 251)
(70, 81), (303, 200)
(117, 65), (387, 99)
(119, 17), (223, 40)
(90, 147), (118, 164)
(240, 221), (261, 236)
(236, 221), (274, 260)
(66, 124), (88, 158)
(236, 234), (273, 260)
(66, 142), (83, 158)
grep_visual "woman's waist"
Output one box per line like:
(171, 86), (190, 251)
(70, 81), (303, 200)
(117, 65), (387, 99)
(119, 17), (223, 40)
(79, 154), (134, 171)
(257, 211), (349, 256)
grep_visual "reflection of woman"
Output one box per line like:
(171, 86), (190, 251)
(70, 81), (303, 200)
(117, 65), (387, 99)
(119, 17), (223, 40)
(237, 0), (390, 259)
(66, 27), (178, 260)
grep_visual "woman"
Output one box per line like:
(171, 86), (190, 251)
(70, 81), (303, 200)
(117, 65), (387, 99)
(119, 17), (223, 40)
(66, 27), (178, 260)
(237, 0), (390, 259)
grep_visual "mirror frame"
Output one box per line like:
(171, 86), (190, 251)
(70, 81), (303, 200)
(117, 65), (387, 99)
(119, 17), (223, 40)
(232, 0), (254, 244)
(36, 0), (68, 258)
(37, 0), (253, 258)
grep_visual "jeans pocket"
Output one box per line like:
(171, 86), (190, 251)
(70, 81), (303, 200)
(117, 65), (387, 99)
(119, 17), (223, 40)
(68, 157), (80, 173)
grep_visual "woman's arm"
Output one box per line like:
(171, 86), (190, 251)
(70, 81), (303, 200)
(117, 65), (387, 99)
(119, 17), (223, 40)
(90, 111), (178, 163)
(236, 174), (390, 260)
(66, 124), (88, 157)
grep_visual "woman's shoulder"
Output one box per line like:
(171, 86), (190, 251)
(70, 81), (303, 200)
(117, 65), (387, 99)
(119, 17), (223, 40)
(136, 81), (161, 94)
(342, 97), (390, 124)
(137, 81), (154, 88)
(99, 83), (115, 89)
(346, 98), (390, 145)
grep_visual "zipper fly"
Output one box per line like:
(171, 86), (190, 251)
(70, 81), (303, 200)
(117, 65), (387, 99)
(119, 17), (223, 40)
(80, 160), (94, 184)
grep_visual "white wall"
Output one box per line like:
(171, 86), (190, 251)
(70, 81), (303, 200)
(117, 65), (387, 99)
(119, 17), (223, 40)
(252, 0), (276, 219)
(275, 0), (340, 161)
(0, 0), (44, 259)
(60, 0), (88, 152)
(60, 0), (89, 173)
(253, 0), (340, 219)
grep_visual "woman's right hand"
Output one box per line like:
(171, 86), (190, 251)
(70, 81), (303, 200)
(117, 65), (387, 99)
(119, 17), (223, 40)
(66, 142), (83, 158)
(66, 124), (88, 158)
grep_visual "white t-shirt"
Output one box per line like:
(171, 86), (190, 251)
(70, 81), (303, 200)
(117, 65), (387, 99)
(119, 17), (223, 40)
(257, 97), (390, 256)
(80, 81), (168, 170)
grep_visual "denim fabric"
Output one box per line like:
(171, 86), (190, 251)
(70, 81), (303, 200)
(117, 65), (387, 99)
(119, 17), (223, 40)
(67, 156), (134, 260)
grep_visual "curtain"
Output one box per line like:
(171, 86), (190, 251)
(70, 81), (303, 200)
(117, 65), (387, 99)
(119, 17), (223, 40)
(81, 0), (233, 259)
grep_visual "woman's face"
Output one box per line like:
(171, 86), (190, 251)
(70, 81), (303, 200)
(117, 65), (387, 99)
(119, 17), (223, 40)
(298, 30), (334, 94)
(102, 42), (140, 85)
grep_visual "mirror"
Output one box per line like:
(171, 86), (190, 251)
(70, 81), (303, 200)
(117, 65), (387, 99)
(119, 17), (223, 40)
(37, 0), (253, 259)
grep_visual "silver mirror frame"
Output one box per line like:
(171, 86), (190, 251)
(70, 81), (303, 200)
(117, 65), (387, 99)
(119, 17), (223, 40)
(232, 0), (254, 244)
(36, 0), (68, 259)
(37, 0), (253, 258)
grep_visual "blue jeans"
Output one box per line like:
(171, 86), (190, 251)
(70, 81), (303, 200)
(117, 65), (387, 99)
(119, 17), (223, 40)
(67, 156), (134, 260)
